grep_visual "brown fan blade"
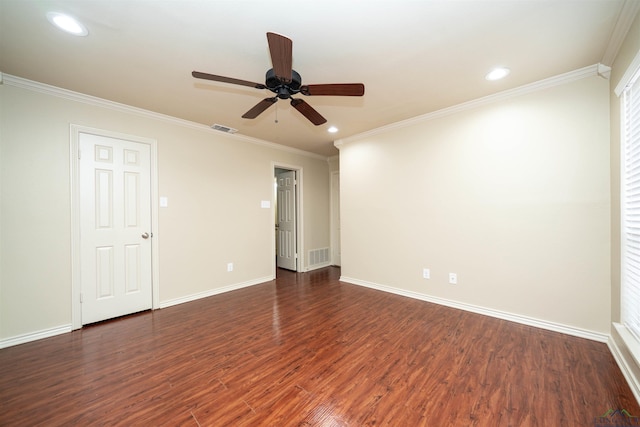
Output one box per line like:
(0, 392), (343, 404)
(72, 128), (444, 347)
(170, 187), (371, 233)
(290, 98), (327, 126)
(266, 32), (292, 83)
(300, 83), (365, 96)
(192, 71), (265, 89)
(242, 97), (277, 119)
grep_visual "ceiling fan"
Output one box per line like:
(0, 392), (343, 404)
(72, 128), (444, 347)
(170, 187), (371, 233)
(192, 32), (365, 126)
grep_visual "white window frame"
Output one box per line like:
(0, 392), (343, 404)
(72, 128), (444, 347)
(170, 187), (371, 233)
(618, 48), (640, 368)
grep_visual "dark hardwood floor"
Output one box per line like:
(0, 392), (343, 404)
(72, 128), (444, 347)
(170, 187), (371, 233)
(1, 266), (638, 426)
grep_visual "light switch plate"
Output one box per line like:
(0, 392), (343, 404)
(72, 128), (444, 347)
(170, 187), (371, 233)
(160, 197), (168, 208)
(261, 200), (271, 208)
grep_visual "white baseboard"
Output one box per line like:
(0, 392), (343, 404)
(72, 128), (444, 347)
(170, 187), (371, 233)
(340, 275), (609, 343)
(304, 262), (333, 272)
(0, 324), (72, 349)
(159, 276), (274, 309)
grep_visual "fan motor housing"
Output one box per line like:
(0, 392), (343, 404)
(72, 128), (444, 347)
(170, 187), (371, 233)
(266, 68), (302, 98)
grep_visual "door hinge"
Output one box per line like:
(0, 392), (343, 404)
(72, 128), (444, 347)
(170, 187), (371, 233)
(80, 293), (83, 303)
(78, 150), (81, 160)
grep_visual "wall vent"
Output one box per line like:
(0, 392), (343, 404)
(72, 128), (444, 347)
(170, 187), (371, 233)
(308, 247), (330, 266)
(211, 124), (238, 134)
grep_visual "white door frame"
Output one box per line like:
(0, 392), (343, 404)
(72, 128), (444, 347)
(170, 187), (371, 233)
(70, 124), (160, 330)
(275, 169), (297, 271)
(271, 162), (304, 276)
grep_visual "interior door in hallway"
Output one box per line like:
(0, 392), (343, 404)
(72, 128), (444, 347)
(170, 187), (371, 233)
(79, 132), (152, 324)
(276, 170), (297, 271)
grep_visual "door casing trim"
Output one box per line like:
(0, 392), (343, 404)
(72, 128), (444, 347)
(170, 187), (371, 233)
(70, 124), (160, 330)
(271, 162), (304, 276)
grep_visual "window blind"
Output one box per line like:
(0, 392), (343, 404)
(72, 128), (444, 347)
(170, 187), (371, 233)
(622, 67), (640, 342)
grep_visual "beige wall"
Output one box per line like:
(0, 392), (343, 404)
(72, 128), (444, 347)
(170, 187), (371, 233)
(339, 74), (611, 334)
(328, 155), (339, 172)
(0, 82), (330, 341)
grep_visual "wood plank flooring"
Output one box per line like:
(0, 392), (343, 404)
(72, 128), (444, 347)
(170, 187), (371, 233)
(1, 266), (638, 426)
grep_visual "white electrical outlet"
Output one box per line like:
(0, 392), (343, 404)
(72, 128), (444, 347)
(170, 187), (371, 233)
(449, 273), (457, 284)
(227, 262), (233, 272)
(423, 268), (430, 279)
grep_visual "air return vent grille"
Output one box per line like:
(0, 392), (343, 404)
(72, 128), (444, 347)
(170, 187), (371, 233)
(308, 248), (330, 267)
(211, 124), (238, 134)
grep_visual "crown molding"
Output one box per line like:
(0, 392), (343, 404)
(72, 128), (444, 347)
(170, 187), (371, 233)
(2, 74), (327, 161)
(601, 0), (640, 66)
(335, 64), (601, 149)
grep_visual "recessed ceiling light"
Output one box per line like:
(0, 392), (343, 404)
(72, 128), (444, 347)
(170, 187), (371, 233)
(327, 126), (338, 133)
(485, 67), (510, 81)
(47, 12), (88, 36)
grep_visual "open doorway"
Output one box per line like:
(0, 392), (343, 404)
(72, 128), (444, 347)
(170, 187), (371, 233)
(273, 164), (303, 275)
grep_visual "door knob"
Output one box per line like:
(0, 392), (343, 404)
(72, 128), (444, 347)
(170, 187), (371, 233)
(141, 232), (150, 239)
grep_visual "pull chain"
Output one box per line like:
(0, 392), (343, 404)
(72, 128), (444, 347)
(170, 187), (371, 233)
(275, 102), (279, 124)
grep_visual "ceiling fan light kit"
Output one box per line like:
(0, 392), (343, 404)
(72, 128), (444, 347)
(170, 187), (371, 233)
(193, 32), (365, 126)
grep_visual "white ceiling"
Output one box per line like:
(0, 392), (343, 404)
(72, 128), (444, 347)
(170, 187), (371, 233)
(0, 0), (635, 156)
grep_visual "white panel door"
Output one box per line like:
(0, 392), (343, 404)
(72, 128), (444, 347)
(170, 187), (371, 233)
(79, 133), (152, 324)
(276, 170), (297, 271)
